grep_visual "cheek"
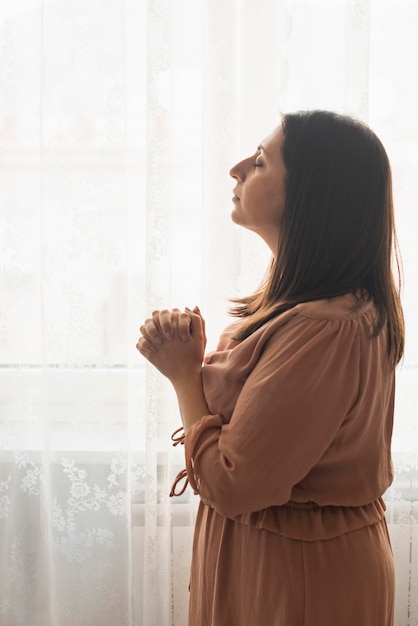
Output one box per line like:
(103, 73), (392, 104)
(272, 184), (286, 218)
(264, 189), (285, 221)
(243, 182), (265, 208)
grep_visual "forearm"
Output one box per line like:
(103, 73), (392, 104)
(137, 307), (210, 430)
(173, 371), (211, 432)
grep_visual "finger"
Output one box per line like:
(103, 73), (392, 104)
(191, 306), (206, 340)
(157, 308), (182, 339)
(136, 336), (157, 355)
(140, 320), (163, 346)
(150, 310), (165, 341)
(168, 308), (182, 337)
(178, 311), (192, 342)
(188, 311), (205, 341)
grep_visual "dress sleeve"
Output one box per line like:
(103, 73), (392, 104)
(183, 315), (361, 517)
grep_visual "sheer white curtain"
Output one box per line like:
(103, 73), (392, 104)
(0, 1), (417, 625)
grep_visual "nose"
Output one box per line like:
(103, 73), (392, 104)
(229, 159), (245, 181)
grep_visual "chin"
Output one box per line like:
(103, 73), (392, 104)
(230, 209), (242, 226)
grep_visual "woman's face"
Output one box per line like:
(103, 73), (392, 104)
(229, 125), (286, 253)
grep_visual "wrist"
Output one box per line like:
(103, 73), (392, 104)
(170, 366), (203, 390)
(173, 370), (210, 432)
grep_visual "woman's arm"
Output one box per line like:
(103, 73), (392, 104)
(182, 315), (365, 516)
(136, 307), (211, 432)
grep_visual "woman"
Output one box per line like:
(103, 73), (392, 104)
(137, 110), (404, 626)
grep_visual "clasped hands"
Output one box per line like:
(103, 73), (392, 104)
(136, 306), (207, 387)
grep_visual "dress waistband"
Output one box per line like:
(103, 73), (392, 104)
(208, 497), (388, 542)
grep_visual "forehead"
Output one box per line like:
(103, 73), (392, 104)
(260, 126), (285, 158)
(261, 126), (284, 151)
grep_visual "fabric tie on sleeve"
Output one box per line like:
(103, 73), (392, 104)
(171, 426), (186, 447)
(169, 468), (189, 497)
(169, 426), (191, 497)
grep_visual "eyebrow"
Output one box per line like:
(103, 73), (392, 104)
(257, 144), (269, 157)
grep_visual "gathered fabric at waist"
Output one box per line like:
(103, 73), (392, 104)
(200, 496), (387, 542)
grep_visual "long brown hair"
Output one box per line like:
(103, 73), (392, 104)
(230, 110), (404, 366)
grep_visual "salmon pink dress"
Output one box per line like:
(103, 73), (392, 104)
(171, 295), (395, 626)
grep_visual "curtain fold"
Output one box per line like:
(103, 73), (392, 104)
(0, 1), (417, 625)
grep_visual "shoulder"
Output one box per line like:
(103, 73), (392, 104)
(248, 295), (380, 380)
(292, 293), (376, 322)
(215, 294), (377, 356)
(248, 295), (380, 370)
(258, 294), (377, 344)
